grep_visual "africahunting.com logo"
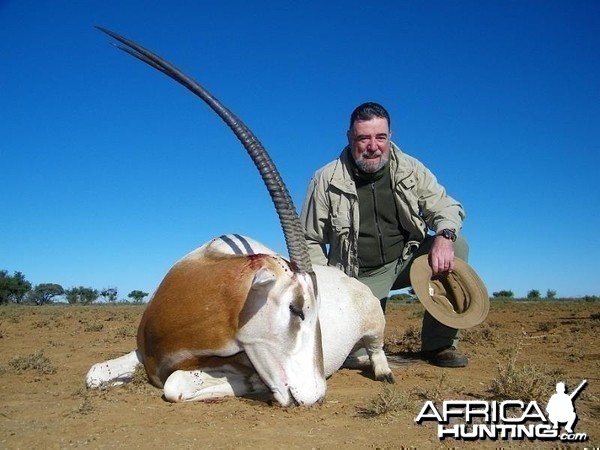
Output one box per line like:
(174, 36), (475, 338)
(415, 379), (589, 442)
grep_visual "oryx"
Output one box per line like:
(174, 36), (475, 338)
(87, 28), (394, 407)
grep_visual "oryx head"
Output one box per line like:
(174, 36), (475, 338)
(97, 28), (325, 406)
(237, 253), (323, 405)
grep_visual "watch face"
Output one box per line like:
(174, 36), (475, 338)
(442, 229), (456, 241)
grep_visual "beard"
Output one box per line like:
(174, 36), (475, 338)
(353, 150), (389, 174)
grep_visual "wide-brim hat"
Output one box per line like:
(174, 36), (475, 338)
(410, 255), (489, 329)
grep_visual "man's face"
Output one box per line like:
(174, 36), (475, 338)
(347, 117), (391, 173)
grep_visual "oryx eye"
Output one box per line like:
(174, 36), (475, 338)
(289, 304), (305, 321)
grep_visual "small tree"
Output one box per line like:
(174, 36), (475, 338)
(30, 283), (65, 305)
(527, 289), (541, 299)
(0, 270), (32, 304)
(492, 290), (514, 298)
(64, 288), (79, 304)
(64, 287), (99, 304)
(546, 289), (557, 299)
(100, 287), (118, 303)
(79, 287), (99, 304)
(128, 290), (149, 303)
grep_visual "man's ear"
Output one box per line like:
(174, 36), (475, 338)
(346, 129), (352, 146)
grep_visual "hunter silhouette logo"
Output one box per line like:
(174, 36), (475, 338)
(546, 379), (586, 434)
(415, 379), (589, 442)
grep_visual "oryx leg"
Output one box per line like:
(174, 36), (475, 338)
(86, 350), (141, 389)
(163, 365), (269, 402)
(363, 334), (394, 383)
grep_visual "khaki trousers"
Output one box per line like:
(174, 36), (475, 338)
(357, 234), (469, 352)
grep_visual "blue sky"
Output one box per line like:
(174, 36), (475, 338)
(1, 1), (598, 300)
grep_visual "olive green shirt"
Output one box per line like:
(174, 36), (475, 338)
(350, 156), (407, 269)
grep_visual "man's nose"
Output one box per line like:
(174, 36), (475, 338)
(366, 137), (378, 150)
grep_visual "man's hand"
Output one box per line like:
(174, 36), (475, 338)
(429, 235), (455, 275)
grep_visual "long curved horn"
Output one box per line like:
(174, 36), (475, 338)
(96, 27), (312, 274)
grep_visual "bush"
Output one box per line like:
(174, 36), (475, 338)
(357, 384), (413, 417)
(7, 350), (56, 375)
(492, 290), (513, 298)
(388, 292), (416, 303)
(488, 346), (561, 403)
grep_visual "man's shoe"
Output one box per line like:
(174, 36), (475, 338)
(423, 346), (468, 368)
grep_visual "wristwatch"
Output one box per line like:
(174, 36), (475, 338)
(438, 228), (457, 242)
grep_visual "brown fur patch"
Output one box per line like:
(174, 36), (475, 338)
(138, 252), (291, 385)
(139, 254), (254, 383)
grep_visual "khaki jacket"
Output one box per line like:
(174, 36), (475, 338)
(300, 143), (465, 277)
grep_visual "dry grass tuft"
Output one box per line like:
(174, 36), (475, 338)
(461, 322), (500, 345)
(115, 326), (137, 338)
(76, 396), (96, 415)
(412, 372), (466, 403)
(80, 320), (104, 332)
(123, 364), (157, 396)
(487, 343), (562, 403)
(536, 321), (556, 332)
(131, 363), (149, 386)
(357, 384), (415, 417)
(7, 350), (56, 375)
(385, 325), (421, 353)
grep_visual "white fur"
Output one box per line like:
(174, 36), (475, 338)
(86, 350), (141, 388)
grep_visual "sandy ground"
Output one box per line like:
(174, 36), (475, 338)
(1, 300), (598, 449)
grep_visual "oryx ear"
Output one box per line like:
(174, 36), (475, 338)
(251, 267), (277, 289)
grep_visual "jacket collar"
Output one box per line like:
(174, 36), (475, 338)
(329, 147), (358, 195)
(330, 143), (407, 194)
(388, 142), (405, 175)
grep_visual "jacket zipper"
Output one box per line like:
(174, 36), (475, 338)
(370, 183), (386, 266)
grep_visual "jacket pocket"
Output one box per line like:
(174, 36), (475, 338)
(399, 173), (417, 190)
(331, 215), (351, 234)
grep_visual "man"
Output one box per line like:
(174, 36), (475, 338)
(546, 382), (578, 433)
(300, 102), (469, 367)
